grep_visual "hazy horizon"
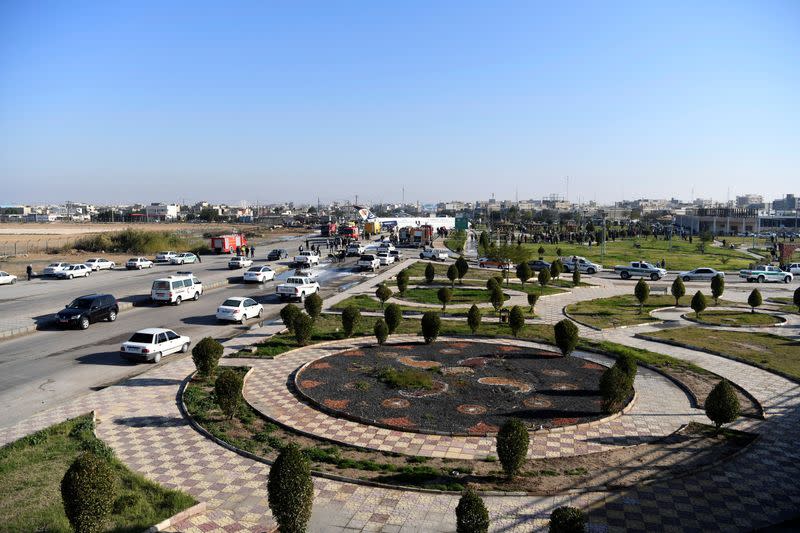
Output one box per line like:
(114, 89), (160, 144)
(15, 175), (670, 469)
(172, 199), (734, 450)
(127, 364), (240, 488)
(1, 1), (798, 206)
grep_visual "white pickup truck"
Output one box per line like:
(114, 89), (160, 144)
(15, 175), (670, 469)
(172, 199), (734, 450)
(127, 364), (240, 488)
(419, 247), (449, 261)
(293, 251), (320, 267)
(613, 261), (667, 281)
(358, 254), (380, 271)
(739, 265), (793, 284)
(276, 276), (320, 302)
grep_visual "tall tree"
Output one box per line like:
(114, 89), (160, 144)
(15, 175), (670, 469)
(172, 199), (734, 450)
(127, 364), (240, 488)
(671, 277), (686, 306)
(634, 279), (650, 314)
(710, 274), (725, 305)
(516, 261), (532, 288)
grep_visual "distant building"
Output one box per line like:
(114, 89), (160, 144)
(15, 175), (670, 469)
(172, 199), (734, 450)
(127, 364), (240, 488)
(772, 194), (797, 211)
(736, 194), (763, 209)
(145, 203), (180, 221)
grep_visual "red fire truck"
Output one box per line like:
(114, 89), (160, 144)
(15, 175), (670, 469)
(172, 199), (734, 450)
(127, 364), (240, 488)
(321, 222), (338, 237)
(210, 234), (248, 254)
(338, 224), (360, 240)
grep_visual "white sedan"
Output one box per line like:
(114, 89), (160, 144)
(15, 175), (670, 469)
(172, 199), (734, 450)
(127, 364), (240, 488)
(56, 264), (92, 279)
(228, 256), (253, 269)
(216, 297), (263, 323)
(377, 252), (395, 266)
(170, 252), (198, 265)
(126, 257), (154, 269)
(155, 251), (178, 262)
(243, 265), (276, 283)
(84, 258), (116, 271)
(42, 262), (70, 276)
(679, 268), (725, 282)
(120, 328), (190, 363)
(0, 271), (18, 285)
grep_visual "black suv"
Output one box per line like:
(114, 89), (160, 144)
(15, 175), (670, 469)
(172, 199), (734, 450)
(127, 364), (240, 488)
(55, 294), (119, 330)
(267, 249), (288, 261)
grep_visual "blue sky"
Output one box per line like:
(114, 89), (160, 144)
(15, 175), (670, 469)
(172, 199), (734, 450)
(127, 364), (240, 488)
(1, 1), (798, 206)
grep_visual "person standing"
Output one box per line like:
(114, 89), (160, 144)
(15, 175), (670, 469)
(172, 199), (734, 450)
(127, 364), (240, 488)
(26, 264), (33, 281)
(250, 245), (256, 258)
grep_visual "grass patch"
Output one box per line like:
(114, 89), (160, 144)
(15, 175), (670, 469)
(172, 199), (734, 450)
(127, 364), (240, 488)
(640, 327), (800, 379)
(686, 310), (783, 327)
(401, 287), (509, 305)
(767, 297), (798, 314)
(444, 230), (467, 253)
(377, 368), (434, 390)
(69, 228), (207, 255)
(565, 294), (731, 329)
(578, 339), (709, 374)
(0, 415), (195, 533)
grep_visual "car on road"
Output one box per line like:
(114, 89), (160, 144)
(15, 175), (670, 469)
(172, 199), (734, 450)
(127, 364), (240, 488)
(267, 249), (289, 261)
(420, 247), (450, 261)
(561, 256), (602, 275)
(155, 251), (178, 262)
(527, 260), (551, 271)
(151, 273), (203, 305)
(216, 296), (264, 323)
(56, 264), (92, 279)
(739, 265), (793, 284)
(614, 261), (667, 281)
(358, 254), (381, 271)
(0, 271), (18, 285)
(389, 250), (403, 261)
(678, 268), (725, 282)
(243, 265), (276, 283)
(294, 250), (320, 267)
(346, 243), (366, 256)
(377, 251), (395, 266)
(785, 263), (800, 275)
(170, 252), (198, 265)
(42, 262), (70, 276)
(126, 257), (154, 269)
(478, 257), (512, 270)
(378, 242), (396, 253)
(228, 255), (253, 269)
(55, 294), (119, 330)
(84, 258), (116, 271)
(276, 276), (320, 302)
(120, 328), (190, 363)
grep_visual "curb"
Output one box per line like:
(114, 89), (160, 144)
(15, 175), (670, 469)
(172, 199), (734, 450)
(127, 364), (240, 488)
(144, 502), (208, 532)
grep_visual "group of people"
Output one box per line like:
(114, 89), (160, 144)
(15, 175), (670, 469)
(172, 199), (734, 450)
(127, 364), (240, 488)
(233, 245), (255, 258)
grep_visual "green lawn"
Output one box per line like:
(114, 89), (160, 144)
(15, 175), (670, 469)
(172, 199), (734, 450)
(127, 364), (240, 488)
(522, 238), (754, 271)
(0, 415), (195, 532)
(640, 327), (800, 379)
(566, 294), (696, 329)
(443, 230), (467, 253)
(687, 310), (783, 327)
(767, 297), (799, 314)
(400, 287), (509, 305)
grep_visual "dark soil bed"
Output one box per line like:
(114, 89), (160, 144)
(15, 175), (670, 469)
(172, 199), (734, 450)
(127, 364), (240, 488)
(295, 341), (610, 435)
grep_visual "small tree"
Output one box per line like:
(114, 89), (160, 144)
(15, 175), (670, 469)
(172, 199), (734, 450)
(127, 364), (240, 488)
(396, 268), (409, 295)
(537, 245), (545, 259)
(490, 285), (505, 315)
(384, 303), (402, 334)
(421, 311), (441, 344)
(710, 274), (725, 305)
(550, 259), (563, 280)
(691, 291), (707, 318)
(438, 287), (452, 311)
(455, 255), (469, 283)
(425, 262), (435, 284)
(527, 293), (539, 314)
(303, 292), (323, 319)
(671, 277), (686, 306)
(538, 267), (551, 293)
(341, 305), (361, 337)
(516, 261), (532, 288)
(375, 283), (393, 310)
(214, 369), (243, 420)
(280, 303), (301, 333)
(191, 337), (223, 378)
(634, 278), (650, 314)
(747, 288), (762, 314)
(293, 313), (314, 346)
(549, 506), (586, 533)
(267, 444), (314, 533)
(553, 319), (579, 356)
(61, 453), (117, 533)
(794, 286), (800, 313)
(486, 277), (499, 291)
(509, 305), (525, 337)
(572, 268), (581, 287)
(705, 379), (740, 431)
(455, 488), (490, 533)
(556, 247), (563, 257)
(467, 304), (482, 334)
(496, 418), (529, 477)
(447, 264), (458, 288)
(599, 365), (631, 413)
(374, 318), (389, 345)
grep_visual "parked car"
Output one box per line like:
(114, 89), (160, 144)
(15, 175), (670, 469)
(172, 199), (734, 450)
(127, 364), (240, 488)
(739, 265), (793, 283)
(120, 328), (190, 363)
(377, 251), (395, 266)
(55, 294), (119, 330)
(678, 268), (725, 281)
(150, 273), (203, 305)
(170, 252), (198, 265)
(358, 254), (381, 271)
(216, 297), (264, 323)
(293, 251), (320, 267)
(613, 261), (667, 281)
(478, 257), (512, 270)
(389, 250), (403, 261)
(84, 258), (116, 271)
(785, 263), (800, 275)
(0, 271), (18, 285)
(42, 262), (70, 276)
(267, 249), (289, 261)
(126, 257), (154, 269)
(228, 256), (253, 269)
(346, 243), (366, 256)
(56, 264), (92, 279)
(276, 276), (320, 302)
(243, 265), (275, 283)
(420, 247), (449, 261)
(155, 251), (178, 262)
(378, 242), (396, 252)
(527, 260), (551, 271)
(561, 256), (602, 275)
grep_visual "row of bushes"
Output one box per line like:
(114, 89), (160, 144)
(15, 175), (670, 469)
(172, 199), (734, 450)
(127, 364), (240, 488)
(68, 228), (209, 255)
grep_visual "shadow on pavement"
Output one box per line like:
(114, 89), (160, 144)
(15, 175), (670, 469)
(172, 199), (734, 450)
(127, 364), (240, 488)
(113, 416), (187, 428)
(119, 377), (185, 387)
(77, 351), (135, 366)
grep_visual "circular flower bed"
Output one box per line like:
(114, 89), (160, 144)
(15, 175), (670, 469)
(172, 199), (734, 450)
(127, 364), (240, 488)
(295, 341), (610, 435)
(683, 310), (785, 327)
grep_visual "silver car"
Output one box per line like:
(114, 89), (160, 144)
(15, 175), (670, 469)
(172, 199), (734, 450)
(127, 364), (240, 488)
(679, 268), (724, 282)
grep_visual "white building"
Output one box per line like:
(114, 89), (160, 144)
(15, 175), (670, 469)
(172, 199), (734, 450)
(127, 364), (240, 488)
(145, 203), (180, 221)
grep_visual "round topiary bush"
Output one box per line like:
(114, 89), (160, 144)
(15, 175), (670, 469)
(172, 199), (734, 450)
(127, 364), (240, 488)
(61, 452), (117, 533)
(191, 337), (223, 378)
(438, 287), (452, 311)
(490, 285), (505, 314)
(421, 311), (441, 344)
(455, 488), (490, 533)
(396, 269), (410, 295)
(553, 319), (579, 356)
(496, 418), (529, 477)
(549, 259), (563, 280)
(303, 292), (323, 319)
(671, 277), (686, 306)
(280, 303), (301, 333)
(705, 379), (740, 430)
(516, 262), (532, 287)
(374, 318), (389, 346)
(455, 256), (469, 282)
(599, 365), (631, 413)
(384, 303), (402, 334)
(486, 277), (499, 291)
(267, 444), (314, 533)
(341, 305), (361, 337)
(293, 313), (314, 346)
(691, 290), (707, 317)
(634, 278), (650, 314)
(710, 274), (725, 305)
(467, 304), (482, 334)
(572, 268), (581, 287)
(538, 267), (551, 289)
(549, 506), (586, 533)
(447, 264), (459, 287)
(748, 288), (762, 314)
(509, 305), (525, 337)
(527, 293), (539, 314)
(214, 369), (243, 420)
(376, 284), (393, 310)
(425, 262), (436, 284)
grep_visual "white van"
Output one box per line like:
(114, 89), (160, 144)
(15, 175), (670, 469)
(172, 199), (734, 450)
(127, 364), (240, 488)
(150, 273), (203, 305)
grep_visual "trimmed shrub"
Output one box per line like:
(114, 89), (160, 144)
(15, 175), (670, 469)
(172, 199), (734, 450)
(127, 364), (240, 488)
(455, 256), (469, 282)
(599, 365), (631, 413)
(191, 337), (223, 378)
(496, 418), (529, 477)
(341, 305), (361, 337)
(795, 286), (800, 313)
(615, 353), (638, 386)
(61, 452), (117, 533)
(691, 290), (707, 317)
(671, 277), (686, 306)
(516, 262), (532, 287)
(572, 268), (581, 287)
(293, 313), (314, 346)
(421, 311), (441, 344)
(376, 283), (393, 310)
(384, 303), (402, 334)
(710, 274), (725, 305)
(303, 292), (323, 319)
(455, 488), (490, 533)
(486, 277), (499, 291)
(549, 506), (586, 533)
(537, 245), (545, 259)
(374, 318), (389, 345)
(550, 259), (563, 280)
(267, 444), (314, 533)
(425, 262), (436, 284)
(705, 379), (740, 430)
(509, 305), (525, 337)
(634, 278), (650, 314)
(462, 302), (481, 334)
(214, 369), (243, 419)
(538, 267), (551, 290)
(396, 268), (410, 295)
(748, 288), (762, 314)
(438, 287), (452, 311)
(553, 319), (579, 356)
(527, 293), (539, 314)
(280, 303), (301, 333)
(490, 286), (505, 314)
(447, 264), (458, 287)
